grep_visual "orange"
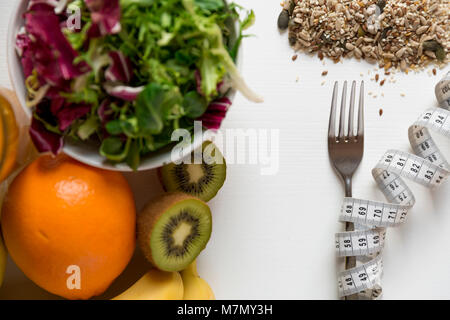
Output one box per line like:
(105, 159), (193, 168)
(1, 154), (136, 299)
(0, 93), (19, 182)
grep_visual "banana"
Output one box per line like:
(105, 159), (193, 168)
(0, 234), (6, 287)
(112, 269), (184, 300)
(181, 261), (215, 300)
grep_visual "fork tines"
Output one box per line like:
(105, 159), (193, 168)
(328, 81), (364, 142)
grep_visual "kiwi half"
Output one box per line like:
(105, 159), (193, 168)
(159, 142), (226, 202)
(138, 193), (212, 272)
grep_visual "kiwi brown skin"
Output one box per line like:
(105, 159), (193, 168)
(137, 192), (209, 270)
(158, 142), (227, 202)
(156, 167), (168, 192)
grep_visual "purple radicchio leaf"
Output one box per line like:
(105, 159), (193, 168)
(50, 96), (65, 115)
(56, 104), (92, 131)
(29, 117), (64, 155)
(197, 97), (232, 130)
(15, 30), (30, 57)
(104, 84), (144, 101)
(86, 23), (101, 38)
(85, 0), (121, 37)
(33, 46), (70, 87)
(97, 99), (115, 137)
(28, 0), (69, 14)
(15, 31), (34, 78)
(98, 99), (113, 123)
(105, 51), (133, 83)
(46, 85), (71, 100)
(24, 4), (90, 84)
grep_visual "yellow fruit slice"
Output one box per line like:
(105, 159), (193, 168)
(112, 269), (184, 300)
(0, 93), (19, 182)
(181, 261), (215, 300)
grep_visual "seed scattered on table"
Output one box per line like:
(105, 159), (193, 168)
(322, 71), (328, 76)
(380, 79), (386, 86)
(292, 54), (298, 61)
(379, 109), (383, 116)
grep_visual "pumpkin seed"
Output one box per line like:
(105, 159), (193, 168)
(423, 40), (446, 62)
(376, 0), (386, 13)
(436, 47), (446, 62)
(278, 10), (289, 30)
(288, 0), (295, 15)
(423, 40), (441, 52)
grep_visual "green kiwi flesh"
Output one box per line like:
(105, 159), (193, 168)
(140, 195), (212, 272)
(160, 143), (226, 202)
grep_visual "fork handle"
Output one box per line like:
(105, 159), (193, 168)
(344, 177), (358, 300)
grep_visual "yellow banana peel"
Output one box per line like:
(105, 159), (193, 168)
(181, 261), (215, 300)
(112, 269), (184, 300)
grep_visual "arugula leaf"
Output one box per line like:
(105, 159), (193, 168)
(60, 72), (102, 107)
(194, 0), (225, 11)
(126, 138), (141, 170)
(100, 137), (130, 161)
(106, 117), (140, 138)
(230, 9), (255, 61)
(77, 115), (99, 140)
(183, 91), (208, 118)
(60, 87), (100, 106)
(200, 53), (223, 98)
(121, 117), (140, 138)
(120, 0), (155, 7)
(63, 22), (92, 51)
(241, 9), (255, 30)
(136, 83), (183, 135)
(105, 119), (124, 135)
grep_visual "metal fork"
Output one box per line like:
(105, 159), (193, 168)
(328, 81), (365, 300)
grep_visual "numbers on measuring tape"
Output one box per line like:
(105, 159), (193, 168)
(336, 107), (450, 299)
(336, 228), (386, 257)
(338, 255), (383, 297)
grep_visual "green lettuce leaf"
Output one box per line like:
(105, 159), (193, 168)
(136, 83), (183, 135)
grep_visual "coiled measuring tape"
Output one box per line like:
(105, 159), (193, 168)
(335, 99), (450, 299)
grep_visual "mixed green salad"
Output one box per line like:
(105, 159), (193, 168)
(17, 0), (261, 169)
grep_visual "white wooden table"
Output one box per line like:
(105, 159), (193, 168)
(0, 0), (449, 299)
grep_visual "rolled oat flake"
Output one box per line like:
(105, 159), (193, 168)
(435, 72), (450, 110)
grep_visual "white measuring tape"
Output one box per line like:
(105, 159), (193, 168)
(336, 93), (450, 299)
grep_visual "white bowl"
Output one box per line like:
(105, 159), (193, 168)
(7, 0), (240, 172)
